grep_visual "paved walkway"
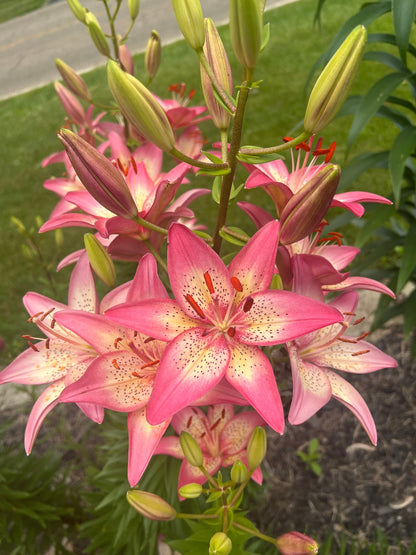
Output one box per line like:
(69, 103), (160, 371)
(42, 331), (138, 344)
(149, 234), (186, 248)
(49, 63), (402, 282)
(0, 0), (296, 100)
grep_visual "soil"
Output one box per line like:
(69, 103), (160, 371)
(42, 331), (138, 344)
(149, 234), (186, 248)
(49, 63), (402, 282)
(252, 323), (416, 551)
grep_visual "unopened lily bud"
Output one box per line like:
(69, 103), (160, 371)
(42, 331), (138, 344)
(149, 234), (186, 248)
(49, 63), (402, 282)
(230, 460), (248, 484)
(128, 0), (140, 20)
(229, 0), (263, 70)
(84, 233), (116, 288)
(279, 164), (340, 245)
(119, 43), (135, 75)
(200, 18), (233, 130)
(55, 59), (91, 102)
(107, 60), (175, 152)
(171, 0), (205, 50)
(85, 12), (110, 57)
(304, 25), (367, 133)
(179, 431), (203, 467)
(275, 531), (319, 555)
(246, 426), (266, 471)
(209, 532), (232, 555)
(178, 483), (203, 499)
(126, 490), (177, 521)
(54, 82), (86, 126)
(145, 30), (162, 81)
(59, 128), (138, 219)
(66, 0), (87, 22)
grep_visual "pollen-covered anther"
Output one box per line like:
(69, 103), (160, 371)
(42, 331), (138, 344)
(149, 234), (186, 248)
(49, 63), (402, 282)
(186, 416), (193, 428)
(143, 336), (154, 343)
(185, 294), (205, 319)
(231, 276), (243, 292)
(140, 359), (160, 370)
(243, 296), (254, 312)
(28, 341), (40, 352)
(210, 417), (222, 431)
(27, 311), (43, 323)
(112, 358), (120, 370)
(131, 371), (144, 378)
(356, 331), (370, 341)
(40, 307), (55, 321)
(353, 317), (365, 325)
(227, 327), (236, 338)
(204, 271), (215, 294)
(351, 349), (370, 357)
(130, 156), (137, 174)
(114, 337), (123, 349)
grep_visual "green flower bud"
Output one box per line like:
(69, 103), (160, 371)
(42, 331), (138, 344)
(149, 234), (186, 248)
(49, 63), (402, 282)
(171, 0), (205, 50)
(85, 12), (111, 57)
(246, 426), (267, 471)
(178, 482), (203, 499)
(230, 460), (248, 484)
(126, 490), (177, 521)
(55, 59), (91, 102)
(84, 233), (116, 288)
(304, 25), (367, 134)
(209, 532), (232, 555)
(66, 0), (87, 23)
(279, 164), (341, 245)
(200, 18), (233, 130)
(128, 0), (140, 21)
(107, 60), (175, 152)
(275, 531), (319, 555)
(229, 0), (263, 70)
(145, 30), (162, 81)
(179, 431), (203, 467)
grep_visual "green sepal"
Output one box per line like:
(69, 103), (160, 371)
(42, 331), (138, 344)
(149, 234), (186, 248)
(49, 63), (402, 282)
(219, 226), (250, 246)
(206, 490), (223, 503)
(202, 151), (225, 164)
(211, 176), (221, 204)
(260, 22), (270, 52)
(229, 182), (245, 200)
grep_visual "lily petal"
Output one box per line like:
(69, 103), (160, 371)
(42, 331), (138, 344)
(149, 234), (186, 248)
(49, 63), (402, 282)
(220, 410), (265, 456)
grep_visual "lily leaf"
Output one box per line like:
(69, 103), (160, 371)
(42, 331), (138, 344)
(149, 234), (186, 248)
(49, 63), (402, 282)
(392, 0), (416, 64)
(388, 125), (416, 204)
(260, 22), (270, 52)
(397, 222), (416, 292)
(211, 175), (221, 204)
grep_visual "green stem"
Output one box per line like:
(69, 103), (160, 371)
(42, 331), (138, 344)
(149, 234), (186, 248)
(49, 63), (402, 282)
(197, 48), (236, 114)
(212, 72), (253, 254)
(176, 513), (218, 520)
(198, 465), (219, 490)
(228, 471), (252, 509)
(132, 215), (168, 236)
(239, 131), (309, 156)
(143, 239), (168, 274)
(102, 0), (120, 60)
(220, 128), (228, 161)
(232, 522), (276, 545)
(170, 147), (228, 171)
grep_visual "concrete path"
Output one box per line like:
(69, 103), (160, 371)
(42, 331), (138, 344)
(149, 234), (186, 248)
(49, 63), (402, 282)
(0, 0), (296, 101)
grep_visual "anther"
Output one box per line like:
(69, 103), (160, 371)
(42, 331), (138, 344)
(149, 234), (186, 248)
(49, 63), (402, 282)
(227, 327), (236, 338)
(130, 156), (137, 174)
(204, 271), (215, 294)
(144, 336), (155, 343)
(114, 337), (123, 349)
(140, 359), (160, 370)
(185, 294), (205, 319)
(353, 317), (365, 325)
(243, 297), (254, 312)
(200, 432), (206, 439)
(28, 341), (39, 352)
(295, 141), (311, 152)
(131, 371), (144, 378)
(231, 276), (243, 292)
(45, 338), (50, 350)
(186, 416), (193, 428)
(343, 312), (356, 316)
(40, 307), (55, 321)
(337, 337), (357, 344)
(27, 311), (43, 323)
(188, 89), (195, 99)
(51, 318), (56, 329)
(112, 358), (120, 370)
(210, 418), (222, 431)
(221, 408), (225, 418)
(356, 332), (370, 342)
(351, 349), (370, 357)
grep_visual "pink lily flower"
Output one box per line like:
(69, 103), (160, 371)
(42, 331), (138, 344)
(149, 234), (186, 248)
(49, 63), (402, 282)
(106, 221), (343, 431)
(157, 83), (209, 130)
(286, 290), (397, 444)
(54, 254), (246, 486)
(244, 137), (391, 218)
(0, 253), (111, 454)
(155, 404), (265, 492)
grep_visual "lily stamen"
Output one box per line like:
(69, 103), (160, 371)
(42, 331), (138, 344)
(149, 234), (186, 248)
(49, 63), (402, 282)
(204, 271), (215, 294)
(231, 276), (243, 292)
(185, 294), (205, 319)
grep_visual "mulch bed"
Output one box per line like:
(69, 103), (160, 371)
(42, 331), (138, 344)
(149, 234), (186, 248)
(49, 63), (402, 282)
(251, 324), (416, 550)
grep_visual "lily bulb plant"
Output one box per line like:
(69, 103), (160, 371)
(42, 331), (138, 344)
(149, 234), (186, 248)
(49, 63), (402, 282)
(0, 0), (398, 552)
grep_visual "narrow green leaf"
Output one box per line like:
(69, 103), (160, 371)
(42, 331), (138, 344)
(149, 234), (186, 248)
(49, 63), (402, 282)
(348, 72), (408, 148)
(211, 175), (221, 204)
(219, 226), (250, 246)
(338, 151), (388, 190)
(392, 0), (416, 64)
(355, 204), (394, 248)
(404, 289), (416, 338)
(363, 50), (409, 72)
(201, 150), (224, 164)
(196, 166), (231, 177)
(388, 126), (416, 204)
(397, 223), (416, 292)
(229, 182), (245, 200)
(260, 22), (270, 52)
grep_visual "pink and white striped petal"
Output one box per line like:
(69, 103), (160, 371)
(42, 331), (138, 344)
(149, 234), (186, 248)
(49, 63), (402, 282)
(106, 299), (198, 342)
(146, 329), (230, 425)
(323, 368), (377, 444)
(237, 290), (342, 345)
(127, 408), (170, 486)
(226, 343), (284, 433)
(228, 220), (279, 304)
(288, 346), (332, 425)
(167, 223), (233, 318)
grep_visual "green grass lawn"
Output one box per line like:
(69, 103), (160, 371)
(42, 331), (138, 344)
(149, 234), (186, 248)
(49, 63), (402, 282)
(0, 0), (403, 361)
(0, 0), (46, 23)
